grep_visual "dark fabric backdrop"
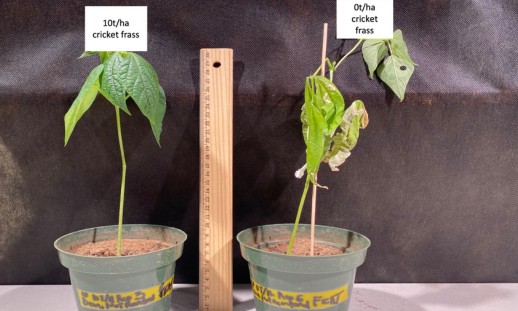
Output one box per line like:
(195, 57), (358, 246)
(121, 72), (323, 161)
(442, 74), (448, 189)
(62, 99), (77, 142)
(0, 0), (517, 284)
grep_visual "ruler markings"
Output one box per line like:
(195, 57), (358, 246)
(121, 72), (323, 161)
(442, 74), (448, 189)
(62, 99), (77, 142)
(199, 48), (233, 311)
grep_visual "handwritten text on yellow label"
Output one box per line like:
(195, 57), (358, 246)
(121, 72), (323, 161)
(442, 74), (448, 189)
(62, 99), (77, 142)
(251, 279), (348, 309)
(77, 275), (174, 310)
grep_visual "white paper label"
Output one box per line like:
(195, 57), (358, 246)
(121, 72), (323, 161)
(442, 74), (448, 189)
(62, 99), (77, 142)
(85, 6), (147, 51)
(337, 0), (393, 39)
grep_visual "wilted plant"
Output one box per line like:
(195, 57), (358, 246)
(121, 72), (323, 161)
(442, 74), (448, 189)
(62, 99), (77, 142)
(287, 28), (416, 254)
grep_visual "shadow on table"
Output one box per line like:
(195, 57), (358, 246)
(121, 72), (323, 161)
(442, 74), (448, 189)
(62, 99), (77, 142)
(352, 284), (514, 311)
(411, 284), (513, 308)
(171, 286), (255, 311)
(170, 286), (198, 310)
(352, 288), (427, 311)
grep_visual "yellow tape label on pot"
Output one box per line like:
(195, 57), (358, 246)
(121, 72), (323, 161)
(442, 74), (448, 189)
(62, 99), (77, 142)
(251, 279), (348, 309)
(77, 275), (174, 310)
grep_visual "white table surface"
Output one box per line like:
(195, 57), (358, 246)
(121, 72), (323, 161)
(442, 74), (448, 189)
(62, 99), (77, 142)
(1, 284), (517, 310)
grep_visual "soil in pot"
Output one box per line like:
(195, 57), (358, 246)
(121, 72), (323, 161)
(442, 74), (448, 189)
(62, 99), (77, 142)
(72, 239), (173, 256)
(264, 238), (344, 256)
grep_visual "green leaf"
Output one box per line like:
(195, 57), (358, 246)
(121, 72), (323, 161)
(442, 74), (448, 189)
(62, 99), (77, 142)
(325, 100), (368, 171)
(99, 52), (111, 64)
(153, 84), (167, 145)
(345, 100), (369, 147)
(64, 64), (104, 145)
(79, 51), (99, 59)
(302, 76), (346, 178)
(313, 76), (345, 134)
(301, 78), (313, 145)
(377, 55), (414, 101)
(362, 39), (388, 79)
(100, 52), (130, 113)
(124, 53), (165, 144)
(305, 100), (327, 176)
(390, 29), (416, 66)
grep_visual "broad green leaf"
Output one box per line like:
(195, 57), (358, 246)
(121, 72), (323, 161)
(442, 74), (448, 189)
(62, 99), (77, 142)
(305, 101), (327, 176)
(79, 51), (99, 59)
(64, 64), (104, 145)
(100, 52), (130, 113)
(313, 76), (345, 163)
(313, 76), (344, 134)
(390, 29), (416, 65)
(124, 53), (165, 145)
(377, 55), (414, 101)
(301, 76), (346, 178)
(362, 39), (388, 79)
(325, 100), (368, 171)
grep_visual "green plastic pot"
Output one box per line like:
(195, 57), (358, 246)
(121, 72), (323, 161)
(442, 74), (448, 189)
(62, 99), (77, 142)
(237, 224), (370, 311)
(54, 224), (187, 311)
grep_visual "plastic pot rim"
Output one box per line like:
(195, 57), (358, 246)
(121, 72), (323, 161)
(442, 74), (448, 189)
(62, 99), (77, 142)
(236, 223), (371, 259)
(54, 224), (188, 259)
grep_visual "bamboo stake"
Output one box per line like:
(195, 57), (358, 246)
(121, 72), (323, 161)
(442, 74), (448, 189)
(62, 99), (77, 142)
(311, 23), (328, 256)
(320, 23), (328, 77)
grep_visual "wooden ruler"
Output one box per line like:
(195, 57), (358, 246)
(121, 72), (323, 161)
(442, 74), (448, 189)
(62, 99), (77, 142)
(199, 48), (233, 311)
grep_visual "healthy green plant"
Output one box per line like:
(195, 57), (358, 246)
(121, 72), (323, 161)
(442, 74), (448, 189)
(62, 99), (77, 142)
(287, 29), (416, 254)
(64, 51), (166, 256)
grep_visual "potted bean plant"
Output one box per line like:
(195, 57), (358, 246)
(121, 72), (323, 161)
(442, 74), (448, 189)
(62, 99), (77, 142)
(54, 51), (187, 311)
(237, 27), (416, 311)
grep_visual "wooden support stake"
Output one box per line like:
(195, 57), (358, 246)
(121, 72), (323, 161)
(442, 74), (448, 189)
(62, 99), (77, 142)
(311, 23), (328, 257)
(199, 48), (233, 311)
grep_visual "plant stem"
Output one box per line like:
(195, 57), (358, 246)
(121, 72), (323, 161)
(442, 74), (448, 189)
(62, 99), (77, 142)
(310, 177), (317, 256)
(311, 39), (364, 77)
(334, 39), (364, 71)
(115, 107), (127, 257)
(386, 40), (393, 55)
(287, 176), (311, 254)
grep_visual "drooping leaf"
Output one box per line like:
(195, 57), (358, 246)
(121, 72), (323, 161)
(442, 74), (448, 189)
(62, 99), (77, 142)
(124, 53), (165, 144)
(326, 132), (351, 171)
(390, 29), (416, 66)
(100, 52), (130, 113)
(301, 78), (313, 145)
(344, 100), (368, 150)
(377, 55), (414, 101)
(324, 100), (368, 171)
(64, 64), (104, 145)
(305, 100), (327, 177)
(362, 39), (388, 79)
(301, 76), (346, 179)
(313, 76), (345, 134)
